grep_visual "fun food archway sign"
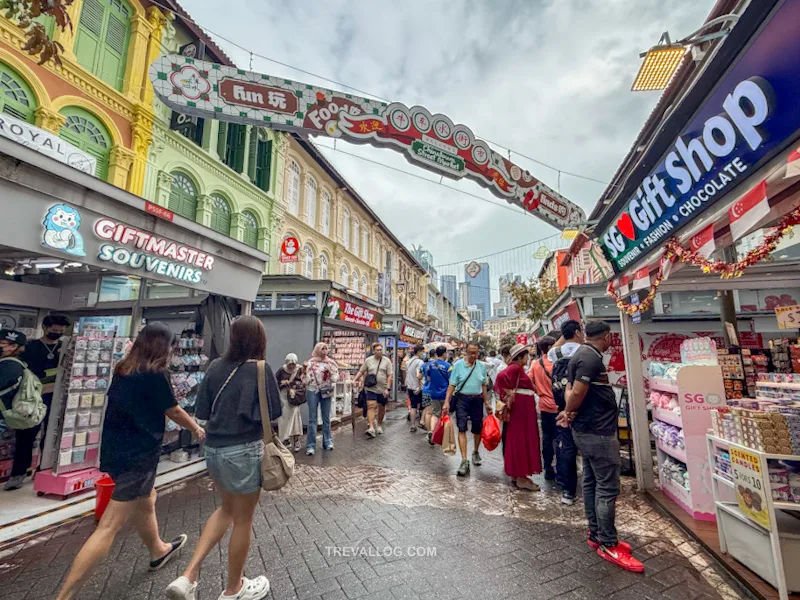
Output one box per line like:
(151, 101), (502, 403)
(149, 55), (585, 231)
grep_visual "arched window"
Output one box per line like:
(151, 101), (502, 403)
(0, 63), (37, 122)
(352, 268), (360, 291)
(351, 217), (360, 256)
(74, 0), (131, 91)
(340, 263), (349, 287)
(241, 211), (259, 248)
(304, 177), (317, 228)
(284, 261), (296, 275)
(320, 189), (331, 236)
(286, 160), (300, 216)
(167, 171), (198, 220)
(319, 253), (329, 280)
(59, 107), (111, 179)
(361, 227), (369, 262)
(361, 276), (368, 296)
(342, 208), (351, 248)
(209, 194), (231, 235)
(302, 243), (315, 278)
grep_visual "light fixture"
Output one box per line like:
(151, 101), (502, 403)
(53, 261), (66, 274)
(632, 16), (739, 92)
(3, 266), (14, 276)
(13, 265), (25, 276)
(27, 264), (39, 275)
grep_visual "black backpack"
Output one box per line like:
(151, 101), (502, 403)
(551, 347), (571, 411)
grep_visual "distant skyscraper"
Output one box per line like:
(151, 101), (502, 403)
(467, 305), (484, 331)
(411, 246), (438, 286)
(493, 273), (522, 318)
(465, 262), (490, 330)
(441, 275), (457, 306)
(458, 281), (471, 309)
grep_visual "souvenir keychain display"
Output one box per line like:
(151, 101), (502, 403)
(164, 330), (207, 453)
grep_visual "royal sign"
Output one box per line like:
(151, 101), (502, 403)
(150, 56), (586, 231)
(597, 0), (800, 273)
(0, 113), (96, 174)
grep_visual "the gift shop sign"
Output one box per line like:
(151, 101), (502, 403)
(323, 297), (381, 330)
(400, 323), (425, 344)
(597, 0), (800, 273)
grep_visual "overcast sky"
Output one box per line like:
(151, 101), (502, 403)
(181, 0), (716, 295)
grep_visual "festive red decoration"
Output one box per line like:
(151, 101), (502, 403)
(607, 205), (800, 315)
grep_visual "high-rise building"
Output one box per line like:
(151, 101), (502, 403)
(493, 273), (522, 318)
(465, 262), (490, 330)
(411, 246), (438, 286)
(467, 305), (484, 331)
(440, 275), (457, 306)
(458, 281), (471, 309)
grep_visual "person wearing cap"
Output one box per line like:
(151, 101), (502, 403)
(1, 329), (29, 491)
(276, 353), (305, 453)
(494, 343), (542, 491)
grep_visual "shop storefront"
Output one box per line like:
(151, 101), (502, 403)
(590, 2), (800, 597)
(380, 315), (426, 398)
(0, 136), (268, 542)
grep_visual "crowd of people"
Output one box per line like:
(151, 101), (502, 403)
(0, 313), (644, 600)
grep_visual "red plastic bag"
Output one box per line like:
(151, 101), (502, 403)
(481, 414), (501, 451)
(432, 415), (448, 445)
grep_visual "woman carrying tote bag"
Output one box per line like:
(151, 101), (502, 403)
(167, 316), (282, 600)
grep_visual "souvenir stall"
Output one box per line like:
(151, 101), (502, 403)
(0, 135), (267, 541)
(590, 2), (800, 596)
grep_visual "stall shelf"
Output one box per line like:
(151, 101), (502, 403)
(707, 434), (800, 600)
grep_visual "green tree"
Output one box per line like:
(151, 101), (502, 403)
(497, 331), (516, 350)
(509, 280), (560, 322)
(468, 333), (496, 353)
(2, 0), (74, 65)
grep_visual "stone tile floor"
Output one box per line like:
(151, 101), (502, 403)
(0, 409), (748, 600)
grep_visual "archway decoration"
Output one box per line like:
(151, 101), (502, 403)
(150, 55), (585, 231)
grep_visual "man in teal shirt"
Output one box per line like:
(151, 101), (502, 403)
(443, 342), (491, 476)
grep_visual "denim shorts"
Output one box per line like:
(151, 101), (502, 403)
(205, 440), (263, 495)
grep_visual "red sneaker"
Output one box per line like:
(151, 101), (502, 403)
(596, 544), (645, 573)
(588, 538), (631, 552)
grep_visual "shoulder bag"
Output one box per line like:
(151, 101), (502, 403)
(286, 367), (307, 406)
(364, 356), (386, 388)
(311, 364), (334, 399)
(210, 364), (241, 415)
(257, 360), (295, 491)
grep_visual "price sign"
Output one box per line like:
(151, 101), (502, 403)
(730, 447), (771, 531)
(775, 304), (800, 330)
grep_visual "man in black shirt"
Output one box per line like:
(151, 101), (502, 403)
(558, 321), (644, 573)
(5, 315), (70, 490)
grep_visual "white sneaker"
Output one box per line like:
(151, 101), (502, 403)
(166, 576), (197, 600)
(376, 425), (384, 435)
(218, 576), (270, 600)
(366, 427), (376, 438)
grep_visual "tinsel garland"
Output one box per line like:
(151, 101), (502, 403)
(607, 205), (800, 315)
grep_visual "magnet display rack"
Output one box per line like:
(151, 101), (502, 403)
(163, 332), (207, 452)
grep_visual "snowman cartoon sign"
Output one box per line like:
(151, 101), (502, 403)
(280, 237), (299, 263)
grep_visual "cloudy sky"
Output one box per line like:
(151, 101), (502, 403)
(181, 0), (715, 296)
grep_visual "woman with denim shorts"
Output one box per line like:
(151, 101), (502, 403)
(167, 316), (281, 600)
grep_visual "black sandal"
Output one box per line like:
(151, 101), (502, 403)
(149, 534), (187, 570)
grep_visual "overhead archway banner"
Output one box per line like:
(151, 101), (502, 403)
(149, 55), (586, 231)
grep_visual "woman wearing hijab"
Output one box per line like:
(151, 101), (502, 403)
(494, 343), (542, 491)
(303, 342), (339, 455)
(276, 353), (305, 453)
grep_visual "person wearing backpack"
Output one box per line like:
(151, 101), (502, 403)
(548, 320), (584, 505)
(529, 336), (557, 483)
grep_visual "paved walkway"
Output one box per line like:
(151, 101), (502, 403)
(0, 409), (747, 600)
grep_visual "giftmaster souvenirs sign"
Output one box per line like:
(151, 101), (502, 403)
(149, 56), (585, 231)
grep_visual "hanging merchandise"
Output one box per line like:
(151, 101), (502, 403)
(164, 330), (208, 454)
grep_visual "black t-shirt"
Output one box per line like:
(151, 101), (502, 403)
(567, 344), (618, 436)
(100, 371), (177, 474)
(20, 339), (62, 383)
(0, 358), (25, 411)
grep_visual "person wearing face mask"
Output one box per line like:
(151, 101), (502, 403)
(5, 315), (70, 490)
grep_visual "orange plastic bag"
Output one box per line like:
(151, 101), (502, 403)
(481, 414), (502, 451)
(431, 414), (448, 445)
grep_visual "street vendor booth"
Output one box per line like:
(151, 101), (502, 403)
(0, 135), (268, 541)
(591, 2), (800, 597)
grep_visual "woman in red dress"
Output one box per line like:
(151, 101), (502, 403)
(494, 343), (542, 491)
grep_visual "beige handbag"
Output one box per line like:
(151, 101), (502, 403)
(442, 417), (457, 456)
(257, 360), (295, 491)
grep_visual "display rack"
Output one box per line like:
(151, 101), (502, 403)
(650, 365), (727, 520)
(707, 434), (800, 600)
(164, 332), (207, 453)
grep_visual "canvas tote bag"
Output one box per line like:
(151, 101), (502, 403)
(257, 360), (295, 491)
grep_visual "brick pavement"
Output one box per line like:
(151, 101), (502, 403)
(0, 409), (748, 600)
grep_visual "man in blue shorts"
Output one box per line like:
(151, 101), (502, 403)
(443, 342), (490, 476)
(424, 346), (451, 445)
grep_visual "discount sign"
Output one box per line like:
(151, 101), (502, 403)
(775, 304), (800, 330)
(730, 447), (770, 531)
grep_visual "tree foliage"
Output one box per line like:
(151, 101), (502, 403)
(509, 280), (560, 322)
(2, 0), (74, 66)
(468, 333), (496, 353)
(497, 331), (516, 350)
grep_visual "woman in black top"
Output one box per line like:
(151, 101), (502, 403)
(57, 323), (204, 600)
(167, 315), (280, 600)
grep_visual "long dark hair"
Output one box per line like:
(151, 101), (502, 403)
(115, 322), (175, 376)
(224, 315), (266, 363)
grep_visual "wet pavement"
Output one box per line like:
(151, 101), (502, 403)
(0, 408), (748, 600)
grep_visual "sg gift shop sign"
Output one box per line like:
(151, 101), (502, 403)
(730, 446), (771, 531)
